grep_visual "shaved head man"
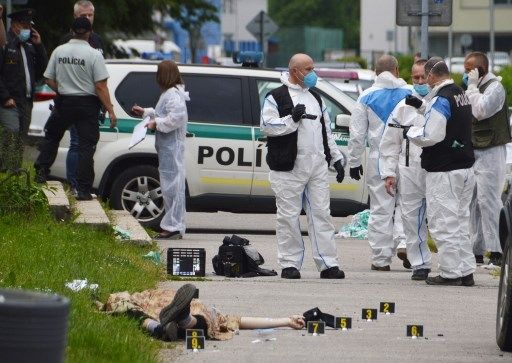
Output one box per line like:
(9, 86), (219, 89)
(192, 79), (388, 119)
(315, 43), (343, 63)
(260, 53), (346, 280)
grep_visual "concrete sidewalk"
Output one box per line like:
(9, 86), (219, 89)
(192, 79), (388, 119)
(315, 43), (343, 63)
(154, 212), (511, 363)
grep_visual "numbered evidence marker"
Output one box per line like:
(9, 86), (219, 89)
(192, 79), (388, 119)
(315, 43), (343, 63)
(361, 308), (378, 321)
(406, 325), (424, 338)
(335, 317), (352, 330)
(307, 321), (325, 335)
(186, 329), (205, 350)
(379, 302), (396, 314)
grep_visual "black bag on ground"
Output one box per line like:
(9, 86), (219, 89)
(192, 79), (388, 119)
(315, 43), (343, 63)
(212, 235), (277, 277)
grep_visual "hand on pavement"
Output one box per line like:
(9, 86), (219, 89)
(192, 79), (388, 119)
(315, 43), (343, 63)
(288, 315), (305, 329)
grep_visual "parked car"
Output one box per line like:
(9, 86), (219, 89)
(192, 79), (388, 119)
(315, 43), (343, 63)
(29, 60), (368, 228)
(315, 69), (363, 100)
(497, 185), (512, 351)
(488, 52), (511, 72)
(445, 57), (466, 74)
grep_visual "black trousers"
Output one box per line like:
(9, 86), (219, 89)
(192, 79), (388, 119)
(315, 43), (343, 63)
(35, 95), (100, 193)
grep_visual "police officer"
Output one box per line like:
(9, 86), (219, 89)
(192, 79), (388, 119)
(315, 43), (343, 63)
(0, 8), (47, 172)
(34, 17), (116, 200)
(60, 1), (104, 194)
(464, 51), (511, 266)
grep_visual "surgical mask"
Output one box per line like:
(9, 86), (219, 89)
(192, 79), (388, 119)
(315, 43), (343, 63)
(18, 29), (31, 42)
(300, 70), (318, 88)
(462, 73), (468, 86)
(413, 83), (429, 97)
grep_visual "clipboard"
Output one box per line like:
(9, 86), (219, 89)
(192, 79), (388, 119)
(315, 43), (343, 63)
(129, 116), (150, 149)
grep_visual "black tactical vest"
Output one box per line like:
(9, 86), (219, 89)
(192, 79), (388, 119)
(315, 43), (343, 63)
(421, 83), (475, 172)
(472, 78), (511, 149)
(265, 85), (331, 171)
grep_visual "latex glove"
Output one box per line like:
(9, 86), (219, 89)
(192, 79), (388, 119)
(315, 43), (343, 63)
(333, 160), (345, 183)
(384, 176), (396, 196)
(291, 104), (306, 122)
(349, 165), (363, 180)
(467, 68), (480, 88)
(405, 95), (423, 109)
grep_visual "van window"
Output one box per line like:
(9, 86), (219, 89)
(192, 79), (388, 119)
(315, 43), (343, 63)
(115, 72), (160, 114)
(182, 74), (244, 125)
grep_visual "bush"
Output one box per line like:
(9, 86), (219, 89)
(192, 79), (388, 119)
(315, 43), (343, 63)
(498, 66), (512, 107)
(338, 56), (368, 69)
(0, 171), (48, 215)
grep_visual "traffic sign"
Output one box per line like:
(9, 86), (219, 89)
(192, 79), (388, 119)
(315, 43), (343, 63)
(246, 11), (278, 42)
(396, 0), (452, 26)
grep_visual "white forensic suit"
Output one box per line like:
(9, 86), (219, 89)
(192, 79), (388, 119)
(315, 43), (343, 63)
(466, 73), (508, 255)
(142, 85), (190, 235)
(379, 98), (432, 272)
(260, 72), (343, 271)
(348, 71), (411, 267)
(407, 79), (476, 279)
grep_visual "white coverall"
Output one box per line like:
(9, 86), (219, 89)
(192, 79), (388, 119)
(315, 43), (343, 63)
(260, 72), (343, 271)
(465, 73), (507, 255)
(407, 79), (476, 279)
(379, 98), (432, 271)
(143, 85), (190, 235)
(348, 71), (411, 267)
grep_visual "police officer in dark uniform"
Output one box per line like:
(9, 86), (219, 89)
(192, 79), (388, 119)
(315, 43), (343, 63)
(34, 17), (116, 200)
(0, 9), (47, 171)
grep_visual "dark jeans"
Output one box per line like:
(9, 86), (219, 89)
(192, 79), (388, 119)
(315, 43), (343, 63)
(66, 125), (79, 189)
(0, 97), (32, 171)
(35, 95), (100, 193)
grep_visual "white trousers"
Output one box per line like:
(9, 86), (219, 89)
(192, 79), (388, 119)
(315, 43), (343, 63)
(269, 153), (340, 271)
(470, 145), (506, 254)
(426, 168), (475, 279)
(367, 157), (404, 267)
(398, 163), (431, 270)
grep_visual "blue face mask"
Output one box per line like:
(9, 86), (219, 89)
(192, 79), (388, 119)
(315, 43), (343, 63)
(413, 83), (429, 97)
(18, 29), (31, 42)
(301, 70), (318, 88)
(462, 73), (468, 86)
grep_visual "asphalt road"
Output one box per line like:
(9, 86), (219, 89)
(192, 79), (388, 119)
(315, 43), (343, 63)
(155, 212), (512, 363)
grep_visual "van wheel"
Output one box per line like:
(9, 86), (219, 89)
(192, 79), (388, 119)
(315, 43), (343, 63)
(110, 165), (164, 230)
(497, 237), (512, 351)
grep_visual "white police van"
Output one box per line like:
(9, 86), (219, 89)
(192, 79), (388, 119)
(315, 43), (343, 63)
(29, 59), (368, 228)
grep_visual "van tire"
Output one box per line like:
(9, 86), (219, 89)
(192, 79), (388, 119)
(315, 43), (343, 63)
(497, 237), (512, 351)
(110, 165), (164, 230)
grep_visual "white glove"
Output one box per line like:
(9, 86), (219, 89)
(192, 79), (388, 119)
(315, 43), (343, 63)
(142, 107), (155, 118)
(467, 68), (480, 88)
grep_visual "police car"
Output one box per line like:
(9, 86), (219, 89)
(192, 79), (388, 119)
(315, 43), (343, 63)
(29, 59), (369, 228)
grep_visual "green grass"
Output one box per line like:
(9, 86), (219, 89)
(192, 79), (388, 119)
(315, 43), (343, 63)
(0, 209), (166, 363)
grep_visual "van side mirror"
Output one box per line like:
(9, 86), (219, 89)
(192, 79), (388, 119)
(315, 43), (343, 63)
(335, 114), (351, 132)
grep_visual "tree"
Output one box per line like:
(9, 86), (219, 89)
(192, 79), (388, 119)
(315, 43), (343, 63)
(268, 0), (360, 51)
(162, 0), (219, 63)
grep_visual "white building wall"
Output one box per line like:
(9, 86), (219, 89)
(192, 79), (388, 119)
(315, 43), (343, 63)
(360, 0), (411, 66)
(220, 0), (267, 45)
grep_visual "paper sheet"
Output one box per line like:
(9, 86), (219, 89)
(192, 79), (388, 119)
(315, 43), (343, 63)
(129, 116), (150, 149)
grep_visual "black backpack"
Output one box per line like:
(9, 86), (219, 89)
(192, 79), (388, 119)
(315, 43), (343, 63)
(212, 235), (277, 278)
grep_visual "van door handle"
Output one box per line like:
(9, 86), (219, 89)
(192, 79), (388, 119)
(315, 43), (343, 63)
(186, 132), (195, 138)
(257, 137), (267, 142)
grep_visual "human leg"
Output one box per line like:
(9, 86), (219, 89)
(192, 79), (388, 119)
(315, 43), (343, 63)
(366, 158), (397, 268)
(301, 154), (341, 274)
(156, 132), (186, 235)
(34, 107), (69, 180)
(458, 168), (476, 280)
(269, 165), (308, 272)
(398, 165), (431, 275)
(0, 106), (22, 171)
(473, 147), (506, 256)
(425, 170), (468, 281)
(66, 125), (79, 190)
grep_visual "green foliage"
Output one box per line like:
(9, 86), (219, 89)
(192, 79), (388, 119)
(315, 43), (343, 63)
(397, 54), (414, 84)
(339, 56), (367, 69)
(0, 212), (164, 363)
(498, 66), (512, 107)
(0, 171), (48, 215)
(268, 0), (360, 50)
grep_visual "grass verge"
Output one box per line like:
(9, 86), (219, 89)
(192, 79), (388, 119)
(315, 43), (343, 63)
(0, 209), (165, 363)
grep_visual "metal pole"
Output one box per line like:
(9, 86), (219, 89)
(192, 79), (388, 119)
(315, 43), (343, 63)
(490, 0), (495, 72)
(420, 0), (429, 59)
(259, 10), (265, 67)
(448, 25), (453, 72)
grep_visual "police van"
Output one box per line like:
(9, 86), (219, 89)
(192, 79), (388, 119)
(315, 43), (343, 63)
(29, 59), (369, 228)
